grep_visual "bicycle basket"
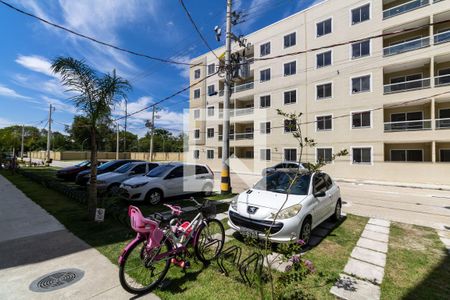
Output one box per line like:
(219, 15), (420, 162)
(201, 202), (216, 218)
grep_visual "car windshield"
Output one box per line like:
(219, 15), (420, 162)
(114, 163), (135, 174)
(97, 160), (119, 171)
(146, 164), (174, 177)
(75, 161), (90, 167)
(254, 172), (311, 195)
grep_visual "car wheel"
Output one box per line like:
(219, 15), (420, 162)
(202, 183), (213, 196)
(107, 184), (120, 196)
(146, 189), (163, 205)
(332, 200), (342, 221)
(299, 217), (312, 245)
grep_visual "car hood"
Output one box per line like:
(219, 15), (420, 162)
(122, 176), (153, 186)
(97, 172), (122, 181)
(235, 189), (307, 220)
(58, 166), (82, 173)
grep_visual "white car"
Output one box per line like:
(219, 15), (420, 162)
(261, 161), (307, 176)
(228, 170), (342, 244)
(95, 162), (159, 194)
(119, 163), (214, 204)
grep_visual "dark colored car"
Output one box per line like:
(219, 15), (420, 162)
(75, 159), (144, 186)
(56, 160), (105, 181)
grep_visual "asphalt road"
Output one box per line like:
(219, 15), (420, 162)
(215, 172), (450, 231)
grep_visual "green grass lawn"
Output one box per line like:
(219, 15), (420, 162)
(1, 169), (368, 299)
(381, 223), (450, 300)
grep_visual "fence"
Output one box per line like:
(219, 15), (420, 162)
(28, 151), (184, 162)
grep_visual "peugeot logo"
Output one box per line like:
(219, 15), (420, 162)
(247, 206), (258, 214)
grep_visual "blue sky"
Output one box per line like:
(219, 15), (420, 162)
(0, 0), (322, 136)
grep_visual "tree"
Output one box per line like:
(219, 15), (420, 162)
(52, 57), (131, 220)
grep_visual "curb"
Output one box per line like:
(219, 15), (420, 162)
(335, 178), (450, 192)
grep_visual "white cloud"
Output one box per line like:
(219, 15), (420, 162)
(41, 95), (77, 114)
(15, 55), (55, 77)
(0, 117), (14, 128)
(171, 55), (193, 79)
(0, 84), (31, 99)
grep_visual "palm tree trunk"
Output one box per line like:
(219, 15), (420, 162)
(88, 126), (98, 220)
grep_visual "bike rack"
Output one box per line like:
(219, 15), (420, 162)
(217, 245), (264, 286)
(199, 239), (222, 262)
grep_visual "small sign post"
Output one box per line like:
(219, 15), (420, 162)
(95, 208), (105, 222)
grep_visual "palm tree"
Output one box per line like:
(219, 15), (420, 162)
(52, 57), (131, 220)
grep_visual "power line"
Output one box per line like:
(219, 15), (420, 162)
(0, 0), (205, 67)
(179, 0), (220, 60)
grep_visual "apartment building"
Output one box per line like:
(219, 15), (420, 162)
(188, 0), (450, 185)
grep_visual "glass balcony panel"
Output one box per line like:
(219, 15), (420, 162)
(435, 74), (450, 87)
(436, 118), (450, 129)
(384, 78), (430, 94)
(235, 132), (254, 140)
(434, 30), (450, 44)
(383, 0), (429, 19)
(235, 108), (254, 116)
(384, 119), (431, 132)
(383, 37), (430, 56)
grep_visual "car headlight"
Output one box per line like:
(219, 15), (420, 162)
(230, 196), (238, 210)
(131, 182), (148, 188)
(271, 204), (302, 220)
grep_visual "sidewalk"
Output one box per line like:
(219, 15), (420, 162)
(0, 174), (158, 300)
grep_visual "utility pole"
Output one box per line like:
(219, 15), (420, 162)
(123, 98), (127, 153)
(149, 106), (156, 162)
(46, 104), (53, 164)
(116, 123), (120, 160)
(20, 124), (25, 161)
(221, 0), (233, 194)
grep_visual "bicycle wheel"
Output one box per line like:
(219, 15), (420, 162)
(194, 219), (225, 264)
(119, 238), (172, 294)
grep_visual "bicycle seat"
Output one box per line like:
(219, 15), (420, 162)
(152, 212), (173, 223)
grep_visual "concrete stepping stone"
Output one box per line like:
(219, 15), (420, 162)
(361, 229), (389, 243)
(357, 237), (388, 253)
(331, 274), (381, 300)
(365, 224), (390, 235)
(351, 246), (386, 268)
(344, 258), (385, 284)
(216, 213), (228, 221)
(225, 228), (235, 236)
(264, 253), (290, 272)
(368, 219), (390, 228)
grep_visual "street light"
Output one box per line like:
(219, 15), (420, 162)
(81, 138), (89, 152)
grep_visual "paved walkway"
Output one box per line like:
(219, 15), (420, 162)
(331, 218), (391, 300)
(0, 174), (158, 300)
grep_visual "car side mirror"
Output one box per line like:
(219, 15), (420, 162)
(129, 171), (136, 176)
(314, 191), (326, 198)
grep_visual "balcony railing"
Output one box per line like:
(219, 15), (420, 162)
(434, 30), (450, 45)
(435, 74), (450, 87)
(235, 108), (254, 116)
(384, 119), (432, 132)
(383, 0), (429, 19)
(383, 36), (430, 56)
(218, 82), (254, 97)
(218, 132), (254, 141)
(436, 118), (450, 129)
(384, 77), (430, 94)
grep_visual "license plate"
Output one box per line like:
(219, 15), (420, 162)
(240, 227), (259, 240)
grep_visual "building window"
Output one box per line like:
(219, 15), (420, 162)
(194, 89), (201, 98)
(317, 51), (332, 68)
(260, 95), (271, 108)
(284, 119), (296, 133)
(260, 149), (271, 161)
(207, 128), (214, 138)
(352, 147), (372, 164)
(440, 149), (450, 162)
(260, 42), (271, 57)
(317, 148), (332, 163)
(352, 75), (371, 94)
(193, 150), (200, 159)
(208, 85), (216, 96)
(284, 32), (296, 48)
(284, 148), (297, 162)
(317, 18), (332, 37)
(316, 115), (332, 131)
(194, 69), (200, 79)
(352, 4), (370, 25)
(352, 40), (370, 59)
(261, 122), (271, 134)
(352, 111), (371, 128)
(317, 83), (332, 99)
(284, 90), (297, 105)
(207, 150), (214, 159)
(391, 149), (423, 162)
(194, 109), (200, 119)
(207, 106), (214, 117)
(260, 68), (271, 82)
(208, 63), (215, 75)
(194, 129), (200, 139)
(284, 61), (296, 76)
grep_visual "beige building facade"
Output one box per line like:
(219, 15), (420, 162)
(188, 0), (450, 185)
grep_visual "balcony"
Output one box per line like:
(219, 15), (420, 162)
(434, 29), (450, 45)
(218, 108), (254, 118)
(384, 77), (430, 94)
(436, 118), (450, 129)
(218, 82), (254, 96)
(218, 132), (254, 141)
(435, 74), (450, 86)
(383, 0), (429, 19)
(383, 36), (430, 56)
(384, 119), (432, 132)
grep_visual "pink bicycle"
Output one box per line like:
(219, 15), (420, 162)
(118, 198), (225, 294)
